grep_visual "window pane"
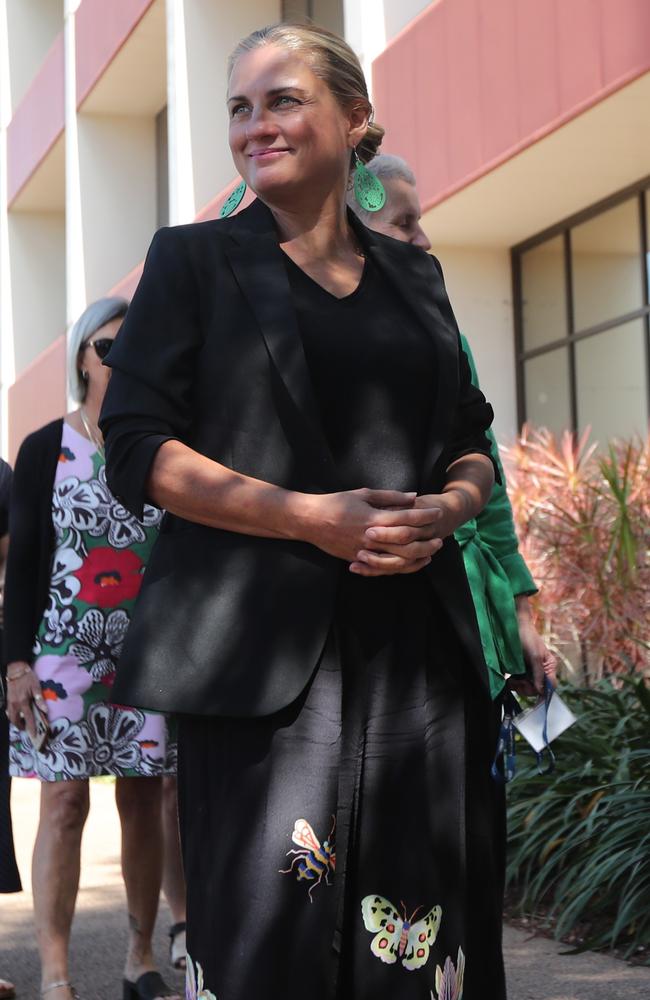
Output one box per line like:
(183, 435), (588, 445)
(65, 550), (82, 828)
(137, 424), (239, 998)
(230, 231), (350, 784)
(576, 320), (648, 445)
(572, 198), (642, 332)
(521, 236), (567, 351)
(524, 348), (571, 435)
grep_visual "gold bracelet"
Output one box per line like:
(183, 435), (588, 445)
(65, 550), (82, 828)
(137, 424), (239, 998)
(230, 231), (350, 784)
(7, 665), (31, 682)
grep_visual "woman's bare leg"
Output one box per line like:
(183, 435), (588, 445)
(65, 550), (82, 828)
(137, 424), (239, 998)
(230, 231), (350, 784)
(32, 779), (90, 999)
(161, 776), (186, 966)
(116, 776), (180, 998)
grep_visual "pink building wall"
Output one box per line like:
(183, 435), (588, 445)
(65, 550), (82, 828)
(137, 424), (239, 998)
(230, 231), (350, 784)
(75, 0), (156, 107)
(373, 0), (650, 212)
(6, 33), (64, 206)
(8, 336), (67, 464)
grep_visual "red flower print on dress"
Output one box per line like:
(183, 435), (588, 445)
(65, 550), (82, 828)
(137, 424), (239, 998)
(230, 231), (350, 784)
(75, 547), (144, 607)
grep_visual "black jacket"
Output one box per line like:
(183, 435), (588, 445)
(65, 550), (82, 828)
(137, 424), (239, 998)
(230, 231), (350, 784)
(100, 199), (496, 718)
(0, 459), (11, 539)
(3, 420), (61, 666)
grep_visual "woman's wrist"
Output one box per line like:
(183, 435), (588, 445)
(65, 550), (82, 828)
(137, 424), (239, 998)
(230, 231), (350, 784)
(515, 594), (533, 620)
(277, 490), (322, 544)
(441, 486), (475, 531)
(6, 661), (32, 681)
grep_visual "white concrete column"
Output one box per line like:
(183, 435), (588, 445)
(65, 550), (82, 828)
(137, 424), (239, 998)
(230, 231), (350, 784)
(64, 0), (85, 338)
(182, 0), (280, 215)
(166, 0), (196, 225)
(343, 0), (387, 100)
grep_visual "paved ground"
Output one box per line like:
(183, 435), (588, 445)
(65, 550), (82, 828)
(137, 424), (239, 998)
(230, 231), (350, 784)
(1, 778), (184, 1000)
(2, 779), (650, 1000)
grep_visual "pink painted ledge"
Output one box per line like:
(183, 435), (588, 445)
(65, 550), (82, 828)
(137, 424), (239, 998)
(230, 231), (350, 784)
(7, 33), (64, 206)
(109, 179), (254, 301)
(372, 0), (650, 214)
(76, 0), (156, 108)
(110, 261), (145, 302)
(8, 335), (66, 464)
(195, 178), (256, 223)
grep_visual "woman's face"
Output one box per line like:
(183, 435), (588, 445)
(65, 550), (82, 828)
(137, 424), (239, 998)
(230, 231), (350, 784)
(227, 45), (365, 205)
(78, 317), (122, 404)
(369, 177), (431, 251)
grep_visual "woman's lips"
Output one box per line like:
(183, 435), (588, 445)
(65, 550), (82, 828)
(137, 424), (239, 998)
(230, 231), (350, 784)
(248, 148), (290, 159)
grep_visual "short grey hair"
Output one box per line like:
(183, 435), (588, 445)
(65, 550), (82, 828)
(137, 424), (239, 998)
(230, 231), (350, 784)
(347, 153), (417, 224)
(67, 297), (128, 402)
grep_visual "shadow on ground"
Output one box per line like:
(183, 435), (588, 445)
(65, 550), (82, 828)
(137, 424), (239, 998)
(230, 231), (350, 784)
(1, 884), (184, 1000)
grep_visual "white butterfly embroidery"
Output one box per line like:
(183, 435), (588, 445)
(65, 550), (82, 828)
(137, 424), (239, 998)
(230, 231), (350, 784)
(361, 895), (442, 971)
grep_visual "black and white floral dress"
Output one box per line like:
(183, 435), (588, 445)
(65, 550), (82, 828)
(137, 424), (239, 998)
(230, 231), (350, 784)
(9, 422), (175, 781)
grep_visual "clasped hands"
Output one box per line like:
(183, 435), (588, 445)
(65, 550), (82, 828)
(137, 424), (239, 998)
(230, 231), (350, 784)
(303, 487), (472, 577)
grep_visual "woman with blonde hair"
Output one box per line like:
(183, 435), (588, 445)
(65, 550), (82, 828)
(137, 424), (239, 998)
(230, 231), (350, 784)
(101, 23), (505, 1000)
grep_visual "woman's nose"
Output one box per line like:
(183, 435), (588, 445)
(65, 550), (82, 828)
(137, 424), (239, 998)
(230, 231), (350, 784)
(412, 225), (432, 252)
(245, 109), (279, 140)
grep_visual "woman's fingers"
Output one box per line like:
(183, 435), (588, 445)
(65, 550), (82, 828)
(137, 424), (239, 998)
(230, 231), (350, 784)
(350, 547), (437, 575)
(7, 675), (40, 736)
(356, 539), (443, 563)
(362, 489), (417, 509)
(365, 522), (442, 546)
(368, 506), (443, 530)
(542, 648), (558, 687)
(349, 554), (432, 577)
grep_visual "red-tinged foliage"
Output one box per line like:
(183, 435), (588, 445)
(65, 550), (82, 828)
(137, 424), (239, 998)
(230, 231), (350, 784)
(502, 426), (649, 684)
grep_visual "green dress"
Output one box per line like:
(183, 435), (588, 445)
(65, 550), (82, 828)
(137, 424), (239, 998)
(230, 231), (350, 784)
(454, 336), (537, 698)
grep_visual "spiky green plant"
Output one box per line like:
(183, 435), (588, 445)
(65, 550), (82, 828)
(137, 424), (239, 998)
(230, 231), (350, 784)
(503, 428), (649, 682)
(507, 678), (650, 960)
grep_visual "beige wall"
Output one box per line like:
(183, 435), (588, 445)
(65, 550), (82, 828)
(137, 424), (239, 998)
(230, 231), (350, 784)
(6, 0), (61, 112)
(7, 210), (65, 376)
(381, 0), (431, 39)
(182, 0), (280, 215)
(78, 114), (157, 302)
(283, 0), (344, 34)
(433, 245), (518, 444)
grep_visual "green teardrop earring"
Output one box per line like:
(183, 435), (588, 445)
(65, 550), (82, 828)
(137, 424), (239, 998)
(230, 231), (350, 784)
(353, 153), (386, 213)
(220, 179), (247, 218)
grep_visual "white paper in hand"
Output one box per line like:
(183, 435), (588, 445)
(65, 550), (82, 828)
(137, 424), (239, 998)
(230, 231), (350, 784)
(512, 690), (577, 754)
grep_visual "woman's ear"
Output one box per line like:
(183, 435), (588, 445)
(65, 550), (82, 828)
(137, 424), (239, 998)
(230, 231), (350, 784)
(347, 101), (370, 149)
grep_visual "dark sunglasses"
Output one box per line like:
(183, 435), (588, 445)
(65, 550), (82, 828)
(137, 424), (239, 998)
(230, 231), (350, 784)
(82, 337), (114, 361)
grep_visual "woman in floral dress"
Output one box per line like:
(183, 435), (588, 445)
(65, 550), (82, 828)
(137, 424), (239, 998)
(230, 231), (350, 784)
(4, 299), (181, 1000)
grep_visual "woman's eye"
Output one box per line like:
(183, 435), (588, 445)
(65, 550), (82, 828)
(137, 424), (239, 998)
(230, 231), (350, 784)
(274, 95), (298, 108)
(230, 103), (250, 118)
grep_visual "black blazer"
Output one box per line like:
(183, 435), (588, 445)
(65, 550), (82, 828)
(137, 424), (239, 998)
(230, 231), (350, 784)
(100, 199), (496, 718)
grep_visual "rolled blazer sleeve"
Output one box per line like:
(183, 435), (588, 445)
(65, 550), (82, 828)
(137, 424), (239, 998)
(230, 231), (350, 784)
(99, 227), (202, 518)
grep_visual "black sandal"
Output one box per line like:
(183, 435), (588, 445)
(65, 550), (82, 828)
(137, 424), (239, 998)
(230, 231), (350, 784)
(122, 971), (178, 999)
(168, 921), (187, 970)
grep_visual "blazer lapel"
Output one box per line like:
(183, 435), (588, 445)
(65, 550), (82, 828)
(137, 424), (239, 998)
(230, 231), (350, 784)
(352, 214), (460, 487)
(224, 201), (339, 487)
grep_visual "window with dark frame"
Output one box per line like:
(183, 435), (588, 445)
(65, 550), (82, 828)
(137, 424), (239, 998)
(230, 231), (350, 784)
(512, 177), (650, 445)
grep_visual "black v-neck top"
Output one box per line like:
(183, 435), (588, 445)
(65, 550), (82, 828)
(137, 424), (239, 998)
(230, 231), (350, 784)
(284, 253), (436, 492)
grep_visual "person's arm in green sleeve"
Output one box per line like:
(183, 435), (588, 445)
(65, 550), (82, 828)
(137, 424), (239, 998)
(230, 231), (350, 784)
(459, 335), (536, 597)
(460, 335), (557, 694)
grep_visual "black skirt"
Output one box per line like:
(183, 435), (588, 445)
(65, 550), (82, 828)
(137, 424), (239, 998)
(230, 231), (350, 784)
(178, 574), (505, 999)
